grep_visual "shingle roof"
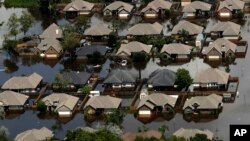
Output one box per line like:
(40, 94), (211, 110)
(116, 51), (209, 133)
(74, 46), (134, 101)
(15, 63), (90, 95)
(210, 21), (241, 36)
(171, 20), (204, 35)
(161, 43), (193, 55)
(218, 0), (245, 11)
(61, 71), (91, 85)
(104, 69), (137, 84)
(116, 41), (152, 56)
(75, 45), (108, 56)
(104, 1), (134, 13)
(122, 130), (162, 141)
(183, 1), (211, 12)
(0, 91), (29, 106)
(15, 127), (53, 141)
(37, 39), (62, 53)
(194, 68), (230, 84)
(40, 23), (63, 39)
(63, 0), (94, 11)
(84, 95), (122, 109)
(141, 0), (172, 13)
(148, 69), (176, 87)
(174, 128), (214, 140)
(2, 73), (43, 90)
(84, 23), (112, 36)
(127, 22), (163, 36)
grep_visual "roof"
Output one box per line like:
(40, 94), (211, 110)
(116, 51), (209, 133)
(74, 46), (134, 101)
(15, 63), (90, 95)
(116, 41), (152, 56)
(84, 95), (122, 109)
(36, 39), (62, 53)
(194, 68), (230, 84)
(148, 69), (176, 87)
(61, 71), (92, 85)
(183, 1), (211, 13)
(161, 43), (193, 55)
(0, 91), (29, 106)
(127, 22), (163, 36)
(42, 93), (79, 111)
(183, 94), (223, 110)
(84, 23), (112, 36)
(2, 73), (43, 90)
(15, 127), (53, 141)
(210, 21), (241, 36)
(75, 45), (108, 56)
(104, 1), (134, 13)
(63, 0), (94, 11)
(104, 69), (137, 84)
(40, 23), (63, 39)
(137, 93), (177, 110)
(218, 0), (245, 11)
(174, 128), (214, 140)
(203, 38), (237, 55)
(171, 20), (204, 35)
(141, 0), (172, 13)
(122, 130), (162, 141)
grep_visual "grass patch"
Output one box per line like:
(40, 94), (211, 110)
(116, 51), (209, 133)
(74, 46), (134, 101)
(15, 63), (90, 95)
(4, 0), (40, 8)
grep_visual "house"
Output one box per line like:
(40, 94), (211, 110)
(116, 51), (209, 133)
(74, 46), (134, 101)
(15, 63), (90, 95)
(181, 0), (191, 7)
(182, 1), (212, 19)
(116, 41), (152, 57)
(160, 43), (193, 60)
(15, 127), (54, 141)
(148, 69), (176, 90)
(39, 23), (63, 39)
(103, 69), (137, 89)
(84, 23), (112, 40)
(171, 20), (204, 36)
(35, 39), (62, 58)
(0, 91), (29, 111)
(1, 73), (43, 94)
(63, 0), (94, 16)
(42, 93), (79, 117)
(210, 21), (241, 40)
(217, 0), (245, 19)
(84, 95), (122, 115)
(193, 68), (230, 90)
(141, 0), (172, 18)
(137, 93), (177, 118)
(202, 38), (237, 60)
(122, 130), (162, 141)
(75, 44), (108, 60)
(173, 128), (214, 140)
(103, 1), (134, 19)
(127, 22), (163, 37)
(183, 94), (223, 115)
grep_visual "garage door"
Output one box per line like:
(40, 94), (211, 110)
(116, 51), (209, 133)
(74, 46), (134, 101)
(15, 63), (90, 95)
(139, 110), (151, 117)
(220, 13), (230, 17)
(145, 14), (157, 17)
(119, 14), (129, 18)
(208, 56), (220, 60)
(46, 54), (58, 58)
(58, 111), (71, 116)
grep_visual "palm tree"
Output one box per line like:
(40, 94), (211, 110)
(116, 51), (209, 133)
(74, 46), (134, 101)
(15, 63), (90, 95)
(178, 29), (190, 43)
(158, 124), (169, 137)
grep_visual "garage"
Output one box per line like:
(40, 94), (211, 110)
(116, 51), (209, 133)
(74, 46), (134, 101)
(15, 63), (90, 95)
(58, 111), (72, 116)
(219, 13), (230, 17)
(208, 56), (220, 60)
(46, 54), (58, 58)
(145, 14), (157, 18)
(139, 110), (151, 117)
(80, 11), (90, 15)
(119, 14), (129, 19)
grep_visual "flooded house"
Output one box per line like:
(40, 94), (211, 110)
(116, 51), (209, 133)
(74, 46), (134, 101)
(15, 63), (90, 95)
(35, 39), (62, 59)
(182, 1), (212, 19)
(15, 127), (54, 141)
(217, 0), (245, 20)
(173, 128), (214, 140)
(39, 23), (63, 40)
(160, 43), (193, 60)
(84, 23), (112, 41)
(42, 93), (79, 117)
(122, 130), (161, 141)
(75, 44), (108, 60)
(63, 0), (94, 17)
(103, 1), (134, 19)
(1, 73), (43, 94)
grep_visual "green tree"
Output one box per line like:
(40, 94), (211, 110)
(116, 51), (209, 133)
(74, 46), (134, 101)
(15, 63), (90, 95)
(189, 134), (211, 141)
(74, 16), (90, 33)
(80, 85), (92, 94)
(107, 32), (118, 48)
(158, 124), (168, 137)
(19, 11), (35, 35)
(36, 101), (47, 112)
(105, 109), (126, 127)
(175, 68), (193, 90)
(178, 29), (189, 43)
(62, 33), (80, 57)
(7, 13), (19, 39)
(90, 51), (104, 64)
(135, 137), (161, 141)
(132, 52), (147, 62)
(54, 73), (71, 91)
(167, 136), (187, 141)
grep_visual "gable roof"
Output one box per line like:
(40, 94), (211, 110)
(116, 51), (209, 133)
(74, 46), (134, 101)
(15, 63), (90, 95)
(141, 0), (172, 13)
(194, 68), (230, 84)
(15, 127), (53, 141)
(218, 0), (245, 11)
(84, 95), (122, 109)
(174, 128), (214, 140)
(75, 45), (108, 56)
(40, 23), (63, 39)
(104, 69), (137, 84)
(210, 21), (241, 36)
(172, 20), (203, 35)
(0, 91), (29, 106)
(183, 1), (211, 12)
(61, 71), (92, 85)
(36, 39), (62, 53)
(161, 43), (193, 55)
(122, 130), (162, 141)
(2, 73), (43, 90)
(84, 23), (112, 36)
(63, 0), (94, 11)
(148, 69), (176, 87)
(127, 22), (163, 36)
(116, 41), (152, 56)
(104, 1), (134, 13)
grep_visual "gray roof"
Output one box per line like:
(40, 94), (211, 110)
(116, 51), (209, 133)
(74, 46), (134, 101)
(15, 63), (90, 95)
(210, 21), (241, 36)
(42, 93), (79, 111)
(61, 71), (91, 85)
(116, 41), (152, 56)
(183, 1), (211, 12)
(171, 20), (204, 35)
(0, 91), (29, 106)
(104, 69), (137, 84)
(183, 94), (223, 110)
(40, 23), (63, 39)
(174, 128), (214, 140)
(218, 0), (245, 11)
(75, 45), (108, 56)
(141, 0), (172, 13)
(194, 68), (230, 84)
(84, 95), (122, 109)
(2, 73), (43, 90)
(161, 43), (193, 55)
(15, 127), (53, 141)
(148, 69), (176, 87)
(63, 0), (94, 11)
(36, 39), (62, 53)
(127, 22), (163, 36)
(104, 1), (134, 13)
(84, 23), (112, 36)
(137, 93), (177, 110)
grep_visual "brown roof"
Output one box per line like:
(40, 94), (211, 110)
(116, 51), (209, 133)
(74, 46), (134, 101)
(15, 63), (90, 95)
(0, 91), (29, 106)
(218, 0), (245, 11)
(116, 41), (152, 56)
(84, 95), (122, 109)
(40, 23), (63, 39)
(63, 0), (94, 12)
(210, 21), (241, 36)
(122, 130), (161, 141)
(15, 127), (53, 141)
(171, 20), (204, 35)
(161, 43), (193, 55)
(84, 23), (112, 36)
(36, 39), (62, 53)
(141, 0), (172, 13)
(183, 1), (211, 12)
(174, 128), (214, 140)
(127, 22), (163, 36)
(104, 1), (134, 13)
